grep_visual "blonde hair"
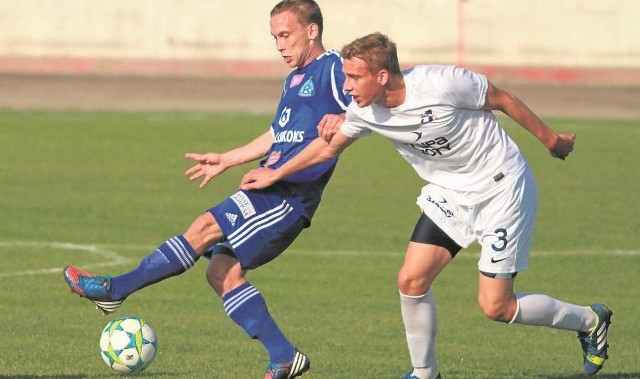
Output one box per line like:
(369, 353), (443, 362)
(341, 32), (401, 75)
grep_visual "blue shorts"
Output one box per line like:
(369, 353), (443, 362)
(207, 188), (306, 270)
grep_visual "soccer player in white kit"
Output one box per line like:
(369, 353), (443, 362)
(240, 32), (612, 378)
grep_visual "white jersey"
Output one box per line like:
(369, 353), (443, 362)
(341, 65), (527, 204)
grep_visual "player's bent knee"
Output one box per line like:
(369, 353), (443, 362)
(478, 299), (514, 322)
(184, 213), (223, 253)
(189, 213), (218, 234)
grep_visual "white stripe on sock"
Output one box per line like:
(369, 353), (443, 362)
(172, 237), (195, 266)
(224, 286), (259, 315)
(166, 238), (190, 270)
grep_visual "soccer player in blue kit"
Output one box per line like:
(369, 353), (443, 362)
(63, 1), (350, 377)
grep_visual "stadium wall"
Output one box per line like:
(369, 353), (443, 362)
(1, 0), (638, 85)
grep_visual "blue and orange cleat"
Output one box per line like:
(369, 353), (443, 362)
(63, 266), (123, 314)
(264, 349), (310, 379)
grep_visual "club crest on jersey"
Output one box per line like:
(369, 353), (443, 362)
(230, 191), (256, 218)
(420, 109), (435, 124)
(298, 78), (315, 97)
(278, 106), (291, 127)
(290, 73), (305, 88)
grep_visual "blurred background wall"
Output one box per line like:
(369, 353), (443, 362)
(0, 0), (638, 84)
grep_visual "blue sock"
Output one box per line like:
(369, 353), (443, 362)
(110, 235), (199, 300)
(223, 282), (294, 364)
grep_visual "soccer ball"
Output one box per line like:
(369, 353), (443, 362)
(99, 316), (157, 373)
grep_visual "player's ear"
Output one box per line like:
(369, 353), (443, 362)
(377, 70), (389, 85)
(308, 23), (319, 39)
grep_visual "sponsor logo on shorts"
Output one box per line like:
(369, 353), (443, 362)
(230, 192), (256, 219)
(225, 212), (238, 227)
(425, 195), (453, 217)
(490, 256), (509, 263)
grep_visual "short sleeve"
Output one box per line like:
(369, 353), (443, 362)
(340, 105), (372, 138)
(435, 66), (488, 110)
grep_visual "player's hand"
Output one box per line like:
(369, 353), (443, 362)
(317, 113), (345, 142)
(184, 152), (228, 188)
(548, 133), (576, 160)
(240, 167), (279, 191)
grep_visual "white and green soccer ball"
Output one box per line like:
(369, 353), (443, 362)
(99, 316), (157, 373)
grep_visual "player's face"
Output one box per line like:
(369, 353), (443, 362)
(270, 11), (315, 69)
(342, 57), (384, 107)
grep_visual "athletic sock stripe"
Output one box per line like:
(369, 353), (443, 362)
(228, 200), (289, 240)
(223, 286), (259, 315)
(224, 285), (257, 309)
(230, 204), (293, 248)
(172, 237), (196, 266)
(165, 238), (188, 269)
(166, 237), (193, 270)
(225, 286), (258, 310)
(169, 237), (193, 267)
(225, 291), (260, 316)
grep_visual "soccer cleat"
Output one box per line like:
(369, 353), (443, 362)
(63, 266), (124, 315)
(264, 349), (310, 379)
(578, 304), (612, 375)
(402, 370), (442, 379)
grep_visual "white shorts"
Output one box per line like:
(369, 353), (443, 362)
(416, 167), (538, 275)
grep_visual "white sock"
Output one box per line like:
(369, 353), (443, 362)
(400, 290), (438, 378)
(510, 293), (596, 332)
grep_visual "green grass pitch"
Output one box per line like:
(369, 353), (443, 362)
(0, 109), (638, 378)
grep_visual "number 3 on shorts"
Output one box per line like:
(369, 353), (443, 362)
(492, 228), (508, 252)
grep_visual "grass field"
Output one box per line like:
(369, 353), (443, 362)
(0, 109), (639, 378)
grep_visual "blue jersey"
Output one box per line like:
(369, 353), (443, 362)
(260, 50), (351, 220)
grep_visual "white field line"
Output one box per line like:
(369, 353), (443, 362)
(0, 240), (637, 279)
(0, 241), (133, 278)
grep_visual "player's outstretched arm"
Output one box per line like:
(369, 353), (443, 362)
(483, 81), (575, 160)
(240, 130), (357, 190)
(184, 130), (273, 188)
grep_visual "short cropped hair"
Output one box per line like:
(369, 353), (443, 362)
(270, 0), (323, 36)
(341, 32), (401, 75)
